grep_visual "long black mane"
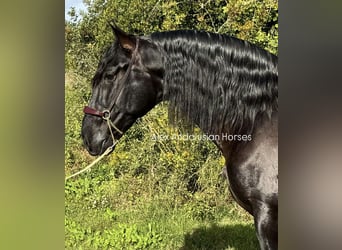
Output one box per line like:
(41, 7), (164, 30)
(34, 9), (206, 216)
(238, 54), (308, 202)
(150, 30), (278, 136)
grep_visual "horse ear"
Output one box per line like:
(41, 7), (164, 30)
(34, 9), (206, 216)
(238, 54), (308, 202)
(108, 22), (136, 52)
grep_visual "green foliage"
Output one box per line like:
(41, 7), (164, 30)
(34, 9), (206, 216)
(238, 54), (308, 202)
(222, 0), (278, 54)
(65, 0), (278, 79)
(65, 217), (163, 249)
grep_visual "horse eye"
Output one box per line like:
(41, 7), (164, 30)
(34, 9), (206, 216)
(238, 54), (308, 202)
(105, 73), (117, 81)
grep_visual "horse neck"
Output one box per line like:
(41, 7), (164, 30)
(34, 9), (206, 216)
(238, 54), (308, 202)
(153, 33), (278, 137)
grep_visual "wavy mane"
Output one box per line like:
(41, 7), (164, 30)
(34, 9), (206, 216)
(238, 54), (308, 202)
(150, 30), (278, 135)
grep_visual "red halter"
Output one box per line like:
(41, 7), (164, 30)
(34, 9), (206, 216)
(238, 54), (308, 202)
(83, 39), (140, 124)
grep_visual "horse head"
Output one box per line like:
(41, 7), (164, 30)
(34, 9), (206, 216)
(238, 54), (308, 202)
(81, 24), (164, 156)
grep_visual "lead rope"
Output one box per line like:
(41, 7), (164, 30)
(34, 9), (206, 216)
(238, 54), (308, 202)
(65, 116), (122, 181)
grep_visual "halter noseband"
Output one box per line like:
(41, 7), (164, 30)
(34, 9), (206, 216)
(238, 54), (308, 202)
(83, 38), (140, 136)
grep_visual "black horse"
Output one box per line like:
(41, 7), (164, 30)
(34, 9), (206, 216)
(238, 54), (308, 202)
(81, 24), (278, 250)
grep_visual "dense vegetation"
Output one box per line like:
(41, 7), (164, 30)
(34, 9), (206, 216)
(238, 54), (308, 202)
(65, 0), (277, 249)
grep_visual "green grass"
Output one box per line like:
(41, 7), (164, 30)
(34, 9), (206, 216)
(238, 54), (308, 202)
(65, 187), (258, 249)
(65, 72), (258, 249)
